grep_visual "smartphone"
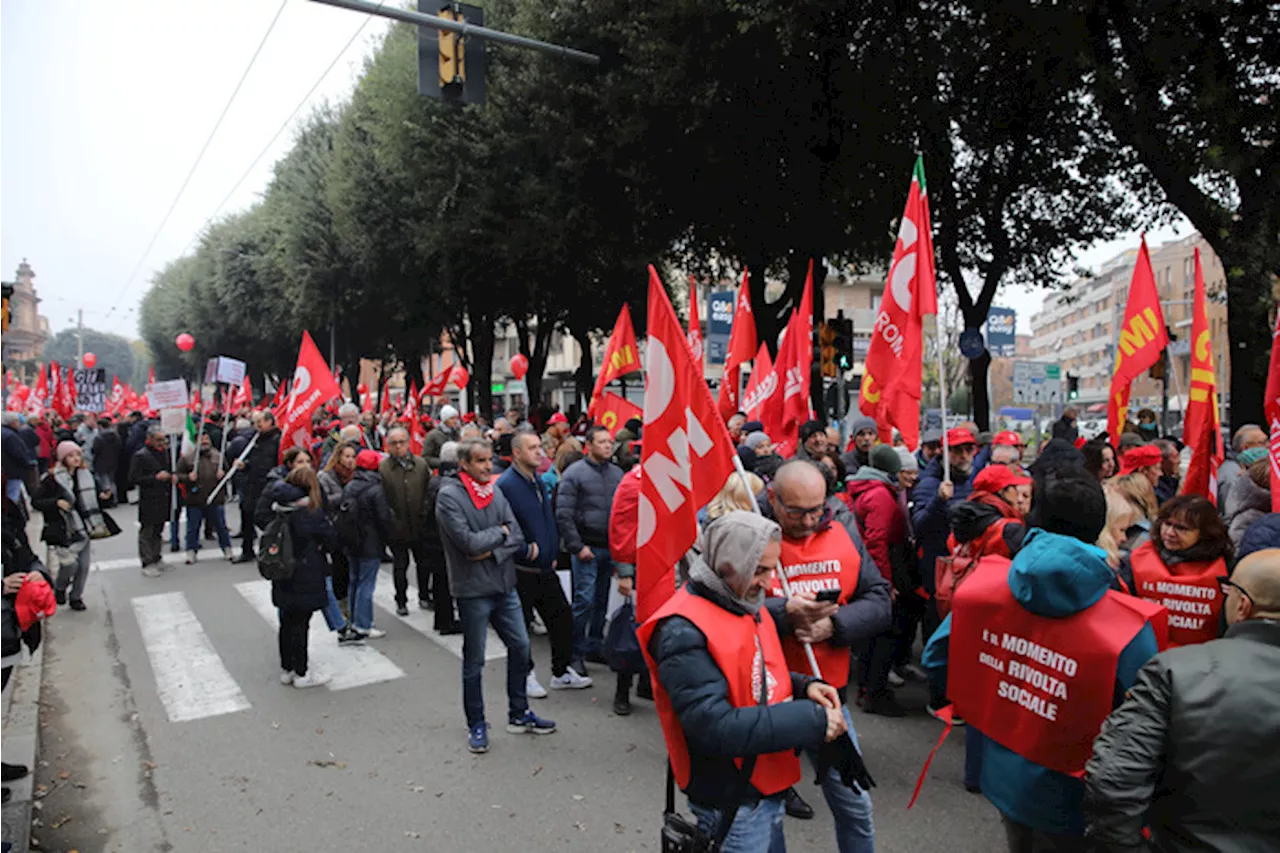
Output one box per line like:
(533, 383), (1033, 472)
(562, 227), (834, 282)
(814, 589), (840, 604)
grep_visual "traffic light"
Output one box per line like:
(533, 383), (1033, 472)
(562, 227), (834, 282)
(819, 322), (837, 378)
(832, 315), (854, 369)
(417, 2), (486, 104)
(1067, 373), (1080, 400)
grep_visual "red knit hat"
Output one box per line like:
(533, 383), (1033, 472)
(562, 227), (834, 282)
(15, 575), (57, 631)
(355, 449), (382, 471)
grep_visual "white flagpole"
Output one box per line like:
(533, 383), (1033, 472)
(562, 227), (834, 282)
(933, 320), (951, 482)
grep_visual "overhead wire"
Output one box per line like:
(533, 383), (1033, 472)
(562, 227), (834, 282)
(106, 0), (291, 317)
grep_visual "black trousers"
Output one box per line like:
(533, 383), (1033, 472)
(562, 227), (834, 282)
(390, 539), (429, 607)
(860, 593), (929, 694)
(138, 522), (164, 567)
(430, 555), (455, 631)
(1002, 817), (1085, 853)
(240, 491), (259, 556)
(330, 550), (350, 602)
(278, 609), (313, 676)
(516, 569), (573, 677)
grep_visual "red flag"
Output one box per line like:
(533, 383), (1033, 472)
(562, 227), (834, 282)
(106, 375), (124, 415)
(1107, 237), (1169, 447)
(232, 376), (253, 410)
(1265, 299), (1280, 512)
(53, 364), (75, 419)
(859, 156), (938, 451)
(148, 365), (155, 388)
(360, 385), (374, 413)
(761, 262), (815, 453)
(5, 385), (27, 412)
(636, 266), (737, 622)
(422, 368), (450, 398)
(279, 331), (342, 459)
(595, 391), (643, 437)
(741, 343), (775, 423)
(401, 380), (426, 455)
(26, 366), (48, 418)
(686, 277), (704, 365)
(717, 269), (757, 421)
(1181, 249), (1224, 503)
(588, 304), (641, 420)
(379, 384), (393, 417)
(270, 378), (288, 414)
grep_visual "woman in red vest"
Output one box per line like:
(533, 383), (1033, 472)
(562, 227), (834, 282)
(1116, 494), (1233, 647)
(639, 511), (847, 853)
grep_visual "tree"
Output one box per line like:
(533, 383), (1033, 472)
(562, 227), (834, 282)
(44, 327), (136, 386)
(1076, 0), (1278, 429)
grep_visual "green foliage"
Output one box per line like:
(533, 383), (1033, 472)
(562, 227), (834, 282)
(44, 327), (136, 384)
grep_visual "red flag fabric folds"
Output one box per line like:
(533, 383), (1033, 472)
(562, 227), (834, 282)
(279, 331), (342, 459)
(718, 269), (757, 422)
(1181, 249), (1223, 503)
(1107, 237), (1169, 447)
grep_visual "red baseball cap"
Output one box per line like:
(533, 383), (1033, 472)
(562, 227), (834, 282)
(548, 412), (568, 425)
(946, 428), (977, 448)
(973, 465), (1032, 495)
(992, 430), (1025, 447)
(1118, 445), (1162, 476)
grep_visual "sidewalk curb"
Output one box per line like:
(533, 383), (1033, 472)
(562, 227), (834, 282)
(1, 643), (44, 853)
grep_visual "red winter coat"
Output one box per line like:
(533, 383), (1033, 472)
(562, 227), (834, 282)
(847, 475), (905, 582)
(608, 465), (642, 566)
(35, 422), (55, 462)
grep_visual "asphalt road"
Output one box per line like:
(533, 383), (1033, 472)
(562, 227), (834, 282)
(30, 498), (1003, 853)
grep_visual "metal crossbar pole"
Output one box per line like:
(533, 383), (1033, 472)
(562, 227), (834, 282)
(308, 0), (600, 65)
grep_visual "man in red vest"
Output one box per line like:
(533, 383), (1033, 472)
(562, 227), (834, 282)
(639, 511), (847, 852)
(922, 467), (1164, 851)
(763, 459), (890, 850)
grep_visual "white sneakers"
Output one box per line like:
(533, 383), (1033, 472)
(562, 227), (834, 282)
(550, 666), (593, 690)
(526, 672), (549, 699)
(364, 628), (387, 639)
(292, 670), (331, 689)
(186, 550), (198, 565)
(529, 613), (548, 636)
(280, 670), (295, 685)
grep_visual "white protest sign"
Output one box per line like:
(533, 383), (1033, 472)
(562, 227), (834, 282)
(148, 379), (189, 410)
(159, 407), (187, 435)
(205, 356), (247, 386)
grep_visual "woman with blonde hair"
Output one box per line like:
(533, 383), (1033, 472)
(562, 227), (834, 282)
(271, 465), (338, 688)
(1098, 486), (1145, 568)
(705, 471), (764, 521)
(1107, 471), (1157, 553)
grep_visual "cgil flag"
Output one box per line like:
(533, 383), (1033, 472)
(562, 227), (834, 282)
(278, 331), (342, 460)
(588, 304), (641, 421)
(741, 343), (775, 424)
(686, 276), (704, 364)
(595, 391), (643, 438)
(26, 366), (48, 419)
(1107, 237), (1170, 447)
(1180, 249), (1224, 504)
(636, 265), (738, 623)
(1265, 300), (1280, 512)
(717, 269), (757, 422)
(761, 261), (814, 455)
(859, 155), (938, 451)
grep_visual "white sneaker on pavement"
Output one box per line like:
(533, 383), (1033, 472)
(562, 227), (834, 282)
(550, 666), (593, 690)
(292, 671), (331, 689)
(185, 550), (198, 565)
(526, 672), (549, 699)
(530, 612), (548, 636)
(280, 670), (295, 685)
(887, 669), (905, 688)
(364, 628), (386, 639)
(141, 565), (162, 578)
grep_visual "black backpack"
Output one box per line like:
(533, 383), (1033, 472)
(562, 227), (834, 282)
(257, 508), (296, 581)
(333, 481), (366, 551)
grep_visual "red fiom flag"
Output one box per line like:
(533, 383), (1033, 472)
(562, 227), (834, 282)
(859, 156), (938, 451)
(279, 331), (342, 459)
(1265, 301), (1280, 512)
(717, 269), (757, 421)
(1107, 237), (1170, 446)
(595, 391), (643, 437)
(686, 277), (704, 365)
(588, 304), (641, 420)
(422, 369), (450, 398)
(741, 343), (775, 424)
(636, 266), (737, 622)
(761, 262), (815, 455)
(26, 366), (48, 418)
(1180, 249), (1224, 503)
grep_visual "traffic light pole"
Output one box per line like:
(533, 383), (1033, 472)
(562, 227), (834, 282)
(308, 0), (600, 65)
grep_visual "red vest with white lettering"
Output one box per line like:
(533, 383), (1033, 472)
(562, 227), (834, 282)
(1129, 541), (1226, 647)
(948, 556), (1166, 776)
(637, 587), (801, 796)
(768, 523), (862, 688)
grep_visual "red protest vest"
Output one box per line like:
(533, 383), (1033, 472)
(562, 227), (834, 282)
(769, 523), (862, 687)
(638, 587), (801, 796)
(947, 556), (1165, 776)
(1129, 541), (1226, 647)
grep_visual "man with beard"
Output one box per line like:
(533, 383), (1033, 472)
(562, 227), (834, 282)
(841, 416), (878, 474)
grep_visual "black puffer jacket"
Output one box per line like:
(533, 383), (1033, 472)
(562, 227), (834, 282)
(243, 428), (282, 495)
(342, 470), (394, 560)
(263, 483), (336, 612)
(949, 494), (1026, 555)
(1084, 620), (1280, 852)
(555, 456), (622, 552)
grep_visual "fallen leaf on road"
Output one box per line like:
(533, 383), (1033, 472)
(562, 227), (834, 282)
(56, 771), (70, 780)
(141, 761), (157, 770)
(271, 721), (280, 730)
(307, 759), (347, 769)
(315, 727), (324, 735)
(573, 822), (586, 832)
(435, 792), (444, 798)
(405, 831), (421, 839)
(411, 786), (425, 793)
(572, 795), (585, 801)
(532, 765), (543, 776)
(625, 744), (637, 753)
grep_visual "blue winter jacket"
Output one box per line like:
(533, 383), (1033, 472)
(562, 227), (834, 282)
(910, 456), (981, 594)
(497, 466), (559, 573)
(922, 528), (1159, 836)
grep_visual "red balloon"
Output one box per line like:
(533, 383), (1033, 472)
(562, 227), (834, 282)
(82, 352), (97, 368)
(509, 353), (528, 380)
(175, 333), (195, 352)
(450, 365), (470, 389)
(357, 383), (368, 395)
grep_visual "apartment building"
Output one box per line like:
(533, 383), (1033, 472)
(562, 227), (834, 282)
(1028, 233), (1230, 419)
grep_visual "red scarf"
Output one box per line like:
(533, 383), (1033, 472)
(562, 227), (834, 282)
(459, 471), (495, 509)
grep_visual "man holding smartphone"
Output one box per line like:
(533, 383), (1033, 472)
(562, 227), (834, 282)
(764, 460), (892, 853)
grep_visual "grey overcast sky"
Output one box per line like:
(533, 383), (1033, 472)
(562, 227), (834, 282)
(2, 0), (1188, 343)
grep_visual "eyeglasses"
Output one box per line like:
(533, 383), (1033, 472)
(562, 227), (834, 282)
(1162, 519), (1196, 535)
(1217, 577), (1253, 607)
(777, 499), (825, 520)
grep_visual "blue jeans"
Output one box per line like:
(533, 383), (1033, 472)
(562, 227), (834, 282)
(570, 546), (614, 660)
(321, 577), (346, 632)
(805, 724), (875, 853)
(348, 556), (380, 631)
(689, 796), (786, 853)
(185, 504), (232, 552)
(457, 590), (531, 727)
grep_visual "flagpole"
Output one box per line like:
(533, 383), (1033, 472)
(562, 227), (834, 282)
(206, 432), (257, 504)
(934, 322), (951, 482)
(217, 382), (232, 472)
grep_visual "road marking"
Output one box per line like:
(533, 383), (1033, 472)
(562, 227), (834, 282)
(372, 571), (504, 662)
(132, 592), (252, 722)
(94, 553), (187, 572)
(234, 580), (404, 691)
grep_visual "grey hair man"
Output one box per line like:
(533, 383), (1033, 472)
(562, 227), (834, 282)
(130, 425), (175, 576)
(378, 426), (433, 616)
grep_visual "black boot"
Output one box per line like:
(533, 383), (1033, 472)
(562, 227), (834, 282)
(1, 763), (29, 782)
(612, 673), (632, 716)
(783, 786), (814, 819)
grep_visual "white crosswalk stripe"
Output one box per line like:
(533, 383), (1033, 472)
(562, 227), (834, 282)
(372, 571), (505, 662)
(95, 553), (186, 573)
(132, 592), (252, 722)
(234, 580), (405, 691)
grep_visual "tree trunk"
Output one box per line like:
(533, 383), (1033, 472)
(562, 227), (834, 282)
(467, 302), (495, 420)
(572, 326), (594, 414)
(746, 255), (776, 357)
(968, 348), (992, 431)
(1224, 263), (1272, 430)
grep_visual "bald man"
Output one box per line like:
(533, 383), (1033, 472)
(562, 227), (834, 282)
(763, 459), (890, 840)
(1085, 549), (1280, 852)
